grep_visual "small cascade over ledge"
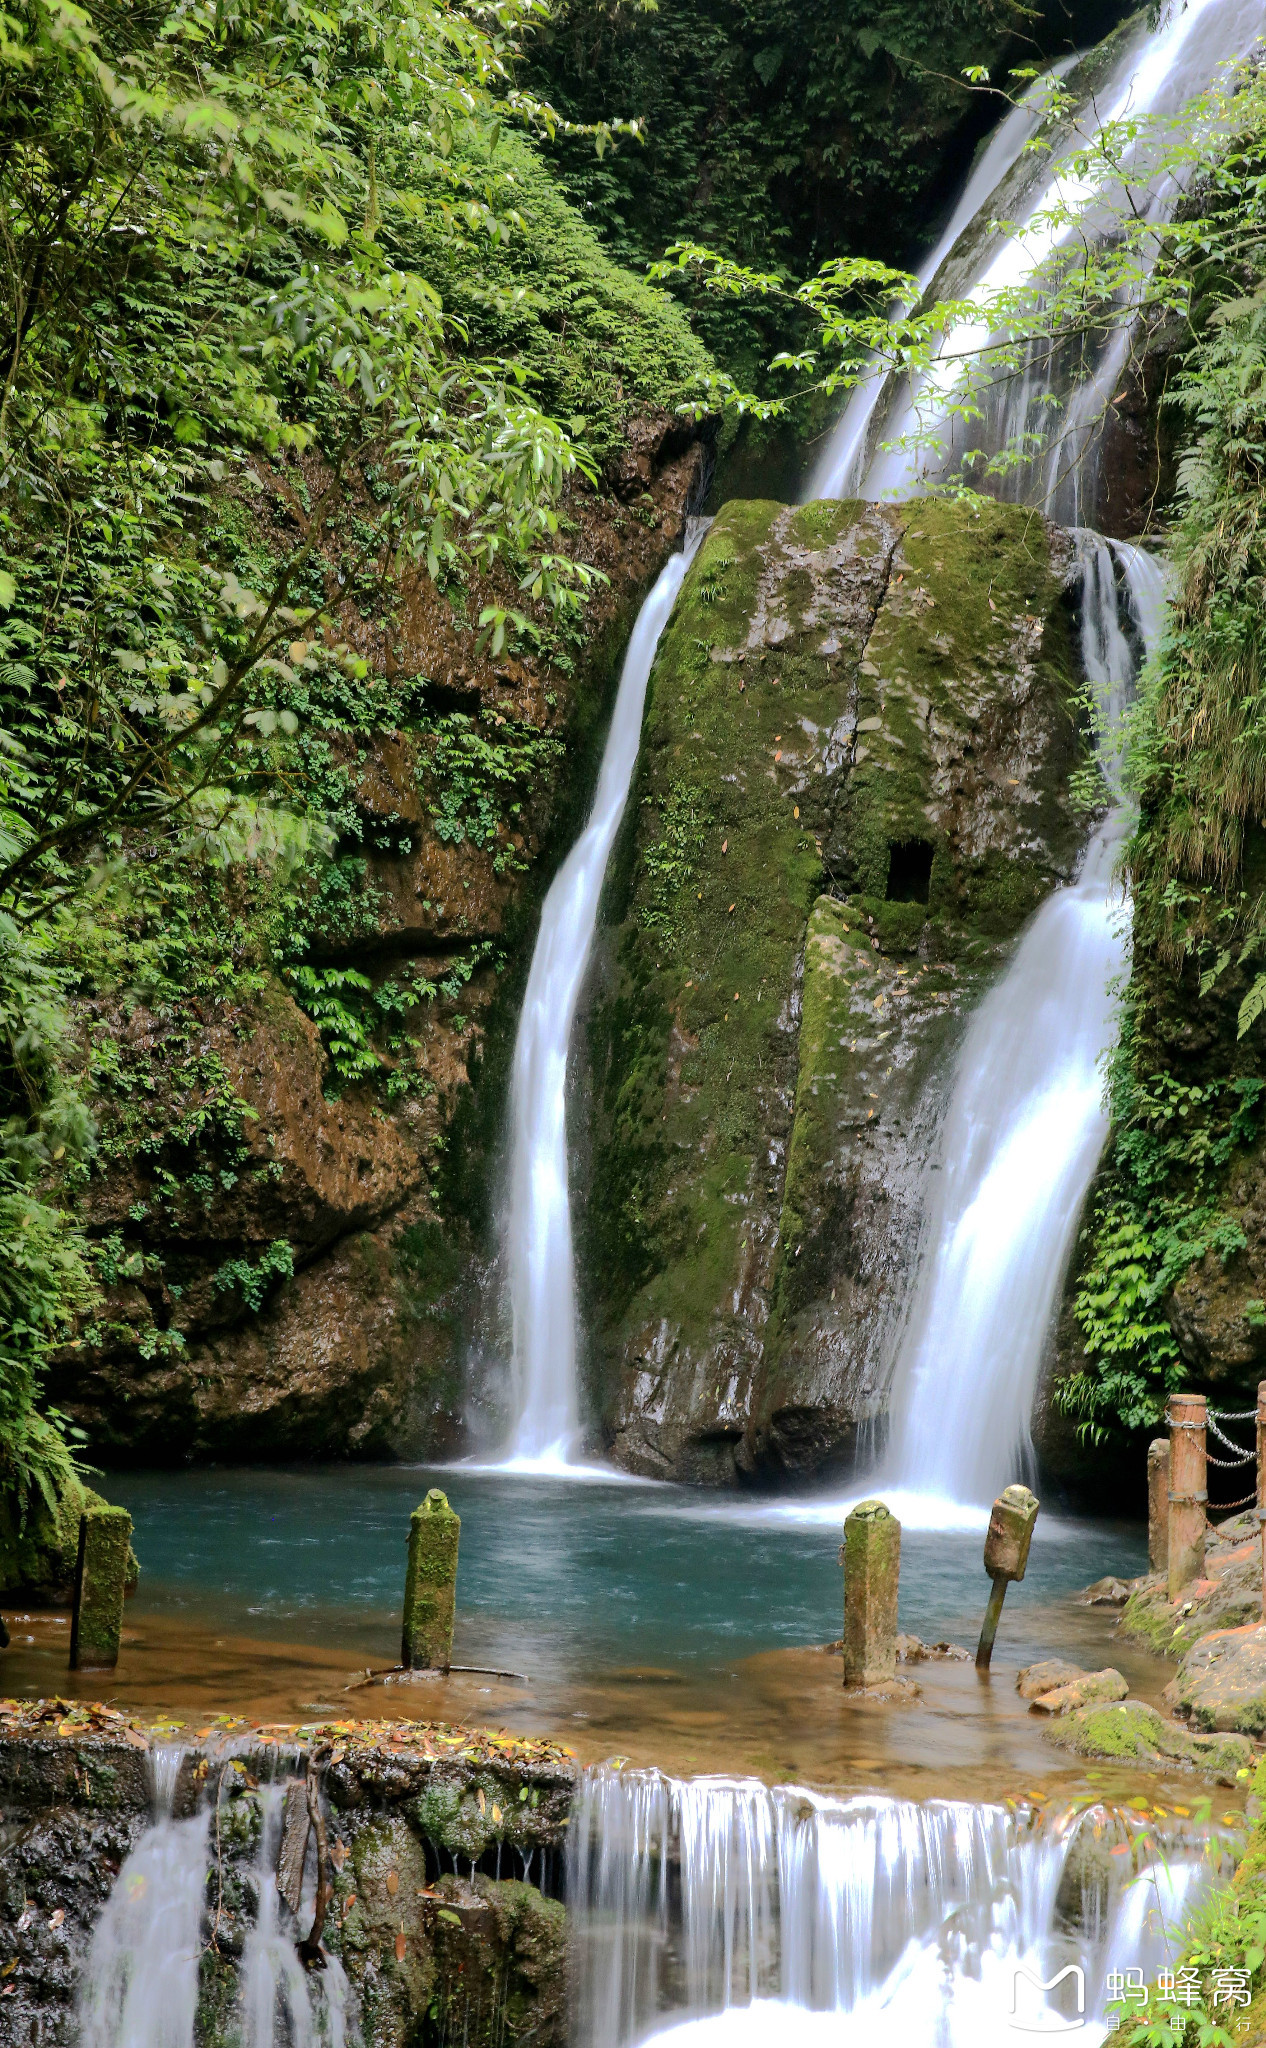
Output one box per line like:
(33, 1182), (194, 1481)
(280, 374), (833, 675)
(569, 1765), (1211, 2048)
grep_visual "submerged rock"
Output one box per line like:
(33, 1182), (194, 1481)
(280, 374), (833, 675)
(581, 494), (1087, 1481)
(1042, 1698), (1253, 1781)
(1078, 1576), (1133, 1606)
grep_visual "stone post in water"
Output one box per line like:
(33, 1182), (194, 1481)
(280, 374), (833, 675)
(841, 1499), (900, 1687)
(69, 1505), (133, 1671)
(402, 1488), (460, 1672)
(975, 1484), (1039, 1670)
(1167, 1393), (1206, 1602)
(1147, 1439), (1170, 1575)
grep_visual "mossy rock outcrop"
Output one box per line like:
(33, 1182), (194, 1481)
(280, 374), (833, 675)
(0, 1476), (138, 1603)
(580, 493), (1087, 1480)
(1043, 1698), (1254, 1782)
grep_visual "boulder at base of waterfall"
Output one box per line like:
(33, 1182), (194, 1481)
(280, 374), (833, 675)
(1118, 1520), (1263, 1657)
(1078, 1576), (1132, 1606)
(1168, 1623), (1266, 1735)
(1028, 1669), (1129, 1716)
(1042, 1699), (1253, 1782)
(1017, 1659), (1088, 1700)
(582, 494), (1088, 1483)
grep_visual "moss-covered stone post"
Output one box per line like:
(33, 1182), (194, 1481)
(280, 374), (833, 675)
(976, 1484), (1039, 1670)
(1148, 1439), (1169, 1574)
(402, 1488), (460, 1672)
(841, 1499), (900, 1686)
(68, 1505), (132, 1671)
(1167, 1394), (1206, 1602)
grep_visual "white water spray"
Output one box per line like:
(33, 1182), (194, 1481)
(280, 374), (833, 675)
(77, 1750), (208, 2048)
(859, 0), (1264, 508)
(242, 1783), (353, 2048)
(502, 522), (709, 1465)
(570, 1768), (1210, 2048)
(805, 58), (1077, 502)
(877, 537), (1167, 1510)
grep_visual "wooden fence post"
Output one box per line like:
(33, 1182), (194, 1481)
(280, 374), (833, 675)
(1167, 1393), (1207, 1602)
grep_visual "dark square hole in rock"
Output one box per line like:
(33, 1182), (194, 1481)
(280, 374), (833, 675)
(886, 838), (934, 905)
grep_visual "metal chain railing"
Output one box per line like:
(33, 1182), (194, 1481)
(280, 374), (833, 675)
(1205, 1406), (1260, 1514)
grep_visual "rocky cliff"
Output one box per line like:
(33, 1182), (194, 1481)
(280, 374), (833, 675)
(52, 425), (708, 1468)
(578, 494), (1092, 1481)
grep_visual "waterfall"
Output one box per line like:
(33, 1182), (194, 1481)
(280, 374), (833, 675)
(77, 1749), (208, 2048)
(502, 520), (709, 1465)
(856, 0), (1265, 510)
(879, 537), (1167, 1510)
(569, 1766), (1210, 2048)
(805, 56), (1077, 503)
(242, 1783), (353, 2048)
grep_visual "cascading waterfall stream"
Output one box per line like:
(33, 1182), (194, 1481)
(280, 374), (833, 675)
(77, 1749), (208, 2048)
(502, 520), (709, 1465)
(878, 536), (1168, 1509)
(805, 57), (1077, 504)
(856, 0), (1264, 510)
(242, 1783), (354, 2048)
(76, 1758), (352, 2048)
(570, 1767), (1211, 2048)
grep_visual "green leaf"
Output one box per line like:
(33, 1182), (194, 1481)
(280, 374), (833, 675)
(1239, 974), (1266, 1038)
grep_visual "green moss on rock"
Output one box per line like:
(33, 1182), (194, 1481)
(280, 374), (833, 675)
(1044, 1698), (1254, 1780)
(0, 1476), (139, 1603)
(582, 495), (1086, 1480)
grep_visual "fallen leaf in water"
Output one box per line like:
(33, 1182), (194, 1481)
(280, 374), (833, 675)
(491, 1805), (502, 1826)
(386, 1871), (399, 1896)
(774, 750), (782, 761)
(395, 1928), (406, 1962)
(793, 806), (800, 819)
(721, 839), (728, 853)
(438, 1908), (463, 1927)
(331, 1840), (347, 1870)
(477, 1790), (486, 1815)
(1, 1959), (16, 1977)
(47, 1911), (63, 1930)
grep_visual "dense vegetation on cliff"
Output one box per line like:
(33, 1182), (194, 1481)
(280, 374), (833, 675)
(1054, 74), (1266, 1452)
(527, 0), (1134, 376)
(0, 0), (710, 1522)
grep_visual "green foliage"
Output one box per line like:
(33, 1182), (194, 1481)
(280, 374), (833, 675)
(1060, 78), (1266, 1445)
(527, 0), (1045, 375)
(0, 0), (709, 1487)
(212, 1238), (295, 1313)
(421, 710), (564, 865)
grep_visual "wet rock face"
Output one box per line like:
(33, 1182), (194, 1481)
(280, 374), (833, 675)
(0, 1714), (574, 2047)
(580, 494), (1087, 1483)
(54, 425), (707, 1465)
(1169, 1622), (1266, 1736)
